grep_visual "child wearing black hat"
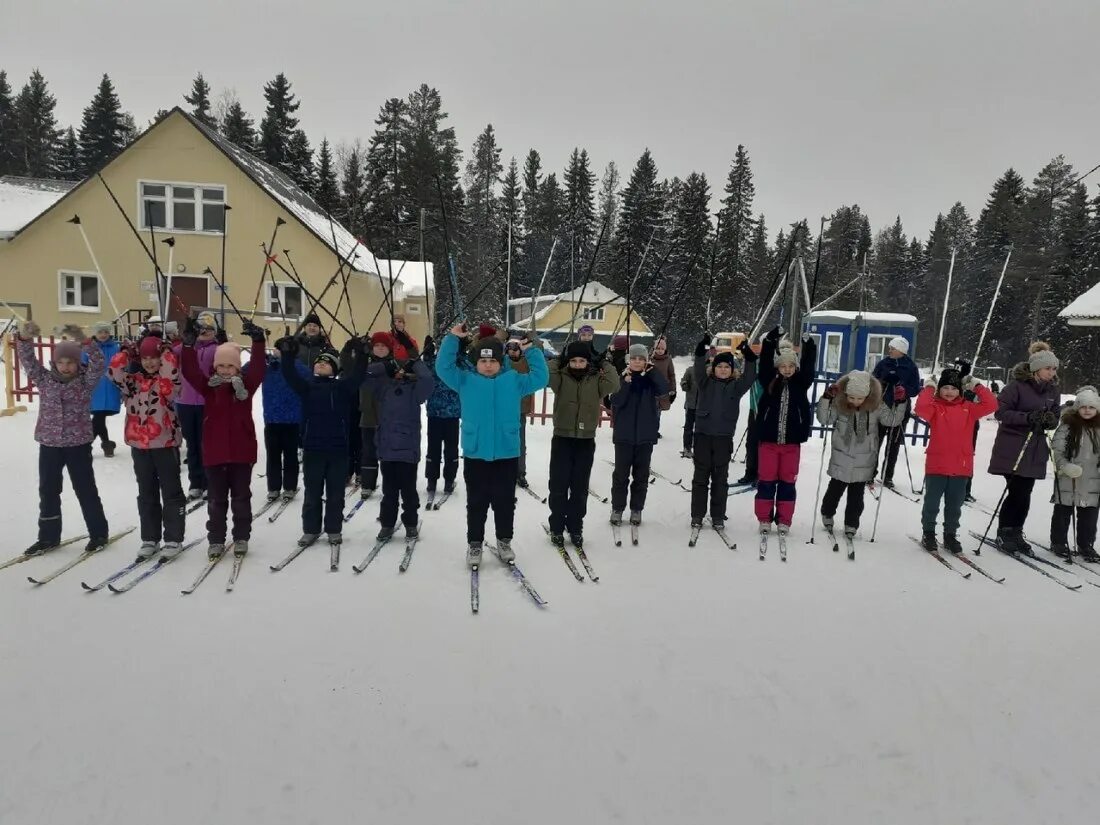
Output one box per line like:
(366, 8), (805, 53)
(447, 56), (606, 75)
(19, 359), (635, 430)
(609, 344), (669, 529)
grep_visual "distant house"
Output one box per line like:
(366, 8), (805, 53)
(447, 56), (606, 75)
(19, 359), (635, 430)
(508, 281), (652, 349)
(803, 310), (919, 375)
(0, 108), (433, 343)
(1059, 282), (1100, 327)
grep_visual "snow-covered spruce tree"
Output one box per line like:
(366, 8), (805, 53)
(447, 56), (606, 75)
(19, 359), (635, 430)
(184, 73), (217, 129)
(313, 138), (340, 214)
(221, 101), (258, 155)
(259, 73), (300, 175)
(12, 70), (61, 178)
(78, 74), (126, 176)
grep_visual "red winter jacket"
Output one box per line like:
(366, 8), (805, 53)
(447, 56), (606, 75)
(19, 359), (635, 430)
(914, 384), (998, 477)
(180, 340), (265, 466)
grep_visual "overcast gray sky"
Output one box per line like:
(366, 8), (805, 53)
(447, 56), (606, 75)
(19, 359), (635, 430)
(4, 0), (1098, 240)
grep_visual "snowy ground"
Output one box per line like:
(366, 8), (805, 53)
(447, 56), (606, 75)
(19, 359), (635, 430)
(2, 357), (1099, 825)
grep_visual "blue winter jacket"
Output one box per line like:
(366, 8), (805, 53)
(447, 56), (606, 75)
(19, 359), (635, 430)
(281, 351), (365, 453)
(363, 360), (434, 463)
(424, 352), (461, 419)
(611, 368), (669, 445)
(85, 337), (121, 414)
(263, 353), (310, 425)
(873, 354), (921, 408)
(436, 334), (549, 461)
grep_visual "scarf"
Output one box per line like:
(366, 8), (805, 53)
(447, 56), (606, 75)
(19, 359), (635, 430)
(208, 373), (248, 400)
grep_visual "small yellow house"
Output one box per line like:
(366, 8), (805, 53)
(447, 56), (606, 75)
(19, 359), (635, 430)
(508, 281), (652, 350)
(0, 108), (433, 344)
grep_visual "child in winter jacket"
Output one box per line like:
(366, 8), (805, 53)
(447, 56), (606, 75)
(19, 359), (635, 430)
(363, 348), (434, 541)
(754, 327), (818, 537)
(173, 311), (221, 500)
(1048, 386), (1100, 562)
(87, 321), (121, 456)
(18, 322), (110, 555)
(913, 368), (998, 552)
(180, 321), (267, 559)
(815, 370), (904, 542)
(690, 335), (757, 532)
(871, 336), (921, 488)
(351, 332), (396, 497)
(436, 327), (549, 567)
(109, 334), (186, 560)
(262, 350), (310, 502)
(280, 336), (366, 547)
(546, 341), (620, 549)
(422, 335), (462, 499)
(610, 344), (670, 526)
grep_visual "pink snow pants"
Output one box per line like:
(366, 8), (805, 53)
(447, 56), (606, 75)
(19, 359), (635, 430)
(754, 442), (801, 526)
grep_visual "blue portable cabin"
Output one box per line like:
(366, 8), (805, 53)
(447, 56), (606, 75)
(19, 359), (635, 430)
(801, 310), (918, 379)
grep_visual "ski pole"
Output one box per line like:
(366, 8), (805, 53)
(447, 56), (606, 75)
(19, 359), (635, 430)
(976, 428), (1036, 555)
(902, 434), (920, 495)
(731, 426), (748, 465)
(561, 214), (610, 347)
(249, 218), (286, 322)
(263, 248), (355, 338)
(869, 421), (905, 542)
(808, 417), (831, 546)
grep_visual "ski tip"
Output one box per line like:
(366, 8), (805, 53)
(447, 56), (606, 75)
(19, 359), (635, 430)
(80, 582), (95, 591)
(27, 576), (41, 585)
(107, 584), (121, 593)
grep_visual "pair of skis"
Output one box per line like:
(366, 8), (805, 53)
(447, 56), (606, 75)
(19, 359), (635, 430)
(81, 538), (202, 593)
(824, 526), (855, 560)
(477, 542), (547, 612)
(908, 535), (1009, 582)
(350, 522), (422, 575)
(518, 485), (547, 505)
(687, 522), (736, 551)
(542, 524), (597, 582)
(24, 528), (136, 586)
(427, 490), (452, 511)
(758, 527), (787, 561)
(343, 489), (375, 523)
(968, 531), (1085, 591)
(611, 520), (639, 547)
(182, 545), (248, 594)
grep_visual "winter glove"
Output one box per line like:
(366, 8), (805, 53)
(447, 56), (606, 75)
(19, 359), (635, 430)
(823, 384), (840, 400)
(668, 391), (677, 405)
(954, 358), (972, 378)
(60, 323), (85, 341)
(20, 320), (41, 340)
(925, 377), (937, 389)
(340, 337), (357, 356)
(275, 336), (299, 356)
(393, 329), (414, 348)
(383, 358), (400, 378)
(1060, 462), (1084, 479)
(1041, 410), (1059, 430)
(422, 335), (436, 360)
(962, 389), (979, 403)
(737, 340), (758, 363)
(765, 326), (783, 344)
(893, 386), (908, 403)
(215, 328), (229, 345)
(1026, 409), (1059, 429)
(242, 322), (266, 343)
(229, 374), (248, 401)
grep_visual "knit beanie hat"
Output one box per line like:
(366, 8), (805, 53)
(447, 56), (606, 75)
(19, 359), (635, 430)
(213, 342), (241, 369)
(196, 311), (218, 331)
(937, 368), (964, 392)
(1028, 341), (1059, 373)
(845, 370), (872, 398)
(393, 314), (405, 324)
(773, 340), (798, 369)
(712, 352), (735, 369)
(627, 344), (648, 359)
(303, 312), (322, 328)
(138, 336), (163, 359)
(579, 324), (595, 335)
(1074, 385), (1100, 410)
(92, 321), (112, 335)
(315, 351), (340, 374)
(370, 331), (394, 351)
(888, 336), (909, 355)
(470, 338), (504, 364)
(612, 335), (629, 351)
(478, 323), (497, 340)
(53, 340), (81, 363)
(564, 341), (592, 362)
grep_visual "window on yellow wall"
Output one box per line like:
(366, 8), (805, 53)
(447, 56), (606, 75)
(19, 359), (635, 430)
(267, 283), (303, 318)
(140, 182), (226, 233)
(59, 271), (100, 312)
(406, 303), (422, 315)
(582, 306), (605, 321)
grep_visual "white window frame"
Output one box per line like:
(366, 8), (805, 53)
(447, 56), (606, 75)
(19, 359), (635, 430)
(805, 333), (822, 369)
(865, 334), (891, 371)
(266, 282), (304, 320)
(582, 306), (605, 321)
(405, 302), (422, 315)
(58, 270), (101, 313)
(137, 180), (228, 235)
(824, 331), (844, 374)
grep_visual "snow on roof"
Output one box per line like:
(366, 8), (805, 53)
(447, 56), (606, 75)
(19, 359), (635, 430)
(511, 303), (556, 330)
(0, 176), (77, 238)
(185, 111), (381, 277)
(804, 310), (918, 324)
(1059, 281), (1100, 325)
(507, 294), (555, 306)
(357, 259), (435, 298)
(552, 281), (625, 305)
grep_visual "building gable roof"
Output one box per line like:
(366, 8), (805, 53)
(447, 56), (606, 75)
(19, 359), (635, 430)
(1060, 281), (1100, 325)
(0, 176), (78, 239)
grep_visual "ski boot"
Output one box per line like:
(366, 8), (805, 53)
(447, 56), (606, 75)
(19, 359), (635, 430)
(326, 533), (342, 546)
(997, 527), (1033, 556)
(942, 533), (963, 554)
(405, 523), (419, 539)
(103, 441), (116, 457)
(266, 490), (280, 503)
(207, 542), (226, 561)
(282, 489), (297, 502)
(964, 493), (977, 503)
(568, 532), (583, 549)
(376, 526), (395, 542)
(136, 541), (160, 562)
(232, 540), (248, 557)
(188, 487), (204, 501)
(712, 518), (725, 532)
(497, 539), (515, 563)
(466, 542), (483, 568)
(444, 482), (456, 495)
(517, 476), (529, 489)
(24, 539), (57, 557)
(161, 541), (184, 560)
(1050, 542), (1072, 561)
(1080, 545), (1100, 564)
(361, 487), (374, 500)
(630, 511), (642, 526)
(736, 474), (756, 486)
(681, 449), (693, 459)
(548, 531), (566, 550)
(821, 514), (835, 533)
(297, 533), (319, 548)
(610, 510), (623, 526)
(882, 478), (895, 490)
(921, 532), (938, 552)
(85, 537), (108, 554)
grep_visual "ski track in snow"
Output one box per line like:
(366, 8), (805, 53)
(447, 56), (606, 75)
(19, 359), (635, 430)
(2, 357), (1098, 824)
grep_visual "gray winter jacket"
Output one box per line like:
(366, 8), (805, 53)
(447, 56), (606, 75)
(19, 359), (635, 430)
(680, 368), (697, 411)
(693, 355), (757, 438)
(1050, 408), (1100, 508)
(815, 374), (905, 483)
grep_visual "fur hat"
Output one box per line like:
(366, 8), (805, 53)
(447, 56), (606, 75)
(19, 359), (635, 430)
(471, 338), (504, 364)
(578, 324), (595, 335)
(712, 352), (735, 370)
(303, 312), (322, 328)
(393, 313), (405, 324)
(773, 339), (798, 369)
(314, 351), (340, 373)
(627, 344), (649, 360)
(92, 321), (112, 335)
(888, 336), (909, 355)
(1028, 341), (1059, 373)
(612, 335), (629, 351)
(938, 368), (964, 392)
(370, 331), (395, 351)
(564, 341), (592, 362)
(478, 323), (497, 340)
(213, 343), (241, 369)
(53, 340), (81, 363)
(1074, 385), (1100, 410)
(845, 370), (872, 398)
(138, 336), (163, 359)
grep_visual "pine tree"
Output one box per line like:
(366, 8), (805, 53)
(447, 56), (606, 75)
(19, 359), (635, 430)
(818, 206), (869, 309)
(13, 70), (62, 177)
(285, 128), (315, 193)
(499, 156), (526, 309)
(871, 216), (909, 308)
(1048, 183), (1096, 383)
(744, 214), (773, 324)
(77, 74), (126, 175)
(184, 73), (217, 129)
(313, 138), (340, 213)
(537, 172), (567, 292)
(0, 70), (15, 175)
(461, 124), (503, 305)
(363, 97), (408, 245)
(611, 149), (663, 298)
(1021, 157), (1078, 343)
(119, 112), (138, 145)
(662, 172), (712, 345)
(259, 73), (300, 174)
(974, 169), (1027, 368)
(717, 144), (756, 313)
(563, 148), (596, 261)
(221, 101), (257, 154)
(339, 147), (367, 238)
(57, 127), (80, 180)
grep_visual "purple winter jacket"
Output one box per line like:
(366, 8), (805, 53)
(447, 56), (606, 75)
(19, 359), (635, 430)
(18, 337), (104, 448)
(988, 361), (1061, 479)
(172, 338), (216, 405)
(363, 359), (434, 463)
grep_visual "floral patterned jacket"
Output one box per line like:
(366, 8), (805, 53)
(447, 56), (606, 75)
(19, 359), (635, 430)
(108, 346), (182, 449)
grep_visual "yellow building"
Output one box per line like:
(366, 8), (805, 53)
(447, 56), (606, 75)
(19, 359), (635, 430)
(0, 108), (433, 344)
(508, 281), (652, 350)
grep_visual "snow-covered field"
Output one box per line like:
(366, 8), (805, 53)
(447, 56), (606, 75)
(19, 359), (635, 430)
(2, 357), (1098, 825)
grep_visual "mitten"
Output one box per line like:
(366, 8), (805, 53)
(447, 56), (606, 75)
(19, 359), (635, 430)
(823, 384), (840, 400)
(925, 377), (937, 389)
(1061, 463), (1084, 479)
